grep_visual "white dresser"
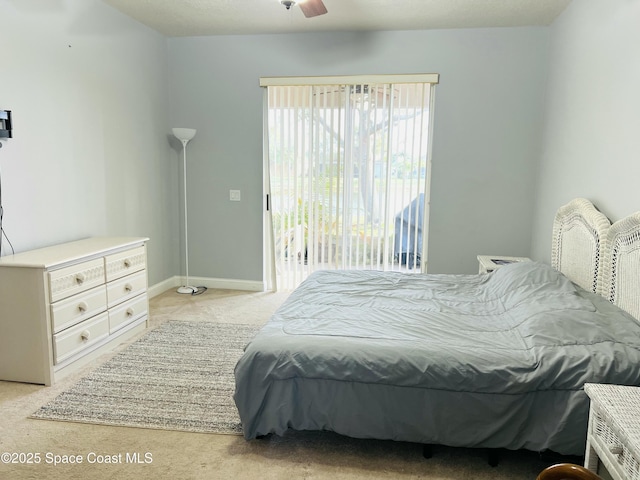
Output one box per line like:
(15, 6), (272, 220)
(584, 383), (640, 480)
(0, 237), (149, 386)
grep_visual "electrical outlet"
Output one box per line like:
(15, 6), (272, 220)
(230, 190), (241, 201)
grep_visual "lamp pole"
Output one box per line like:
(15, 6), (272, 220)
(172, 128), (197, 294)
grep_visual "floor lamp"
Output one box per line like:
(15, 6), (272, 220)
(173, 127), (197, 294)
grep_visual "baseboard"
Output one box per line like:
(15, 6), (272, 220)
(148, 277), (179, 298)
(148, 275), (264, 298)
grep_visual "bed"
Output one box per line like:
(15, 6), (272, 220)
(234, 198), (640, 456)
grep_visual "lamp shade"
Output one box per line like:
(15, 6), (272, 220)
(172, 128), (196, 142)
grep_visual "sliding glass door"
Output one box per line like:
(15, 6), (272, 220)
(263, 76), (438, 291)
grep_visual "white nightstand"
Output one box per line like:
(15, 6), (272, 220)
(477, 255), (531, 274)
(584, 383), (640, 480)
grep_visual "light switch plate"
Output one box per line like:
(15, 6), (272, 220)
(230, 190), (241, 201)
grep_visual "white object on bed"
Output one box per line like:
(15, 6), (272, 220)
(551, 198), (611, 294)
(601, 212), (640, 321)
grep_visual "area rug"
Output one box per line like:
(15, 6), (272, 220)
(31, 321), (260, 434)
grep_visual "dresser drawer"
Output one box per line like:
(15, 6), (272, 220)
(106, 270), (147, 308)
(105, 246), (146, 282)
(48, 258), (105, 303)
(52, 312), (110, 365)
(109, 293), (148, 333)
(50, 285), (108, 334)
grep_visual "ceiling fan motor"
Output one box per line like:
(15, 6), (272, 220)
(280, 0), (296, 10)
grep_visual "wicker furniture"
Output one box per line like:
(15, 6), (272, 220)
(584, 384), (640, 480)
(551, 198), (611, 294)
(537, 463), (602, 480)
(601, 212), (640, 322)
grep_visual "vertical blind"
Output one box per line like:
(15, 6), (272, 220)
(262, 75), (438, 291)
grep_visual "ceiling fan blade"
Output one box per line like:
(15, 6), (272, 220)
(299, 0), (327, 18)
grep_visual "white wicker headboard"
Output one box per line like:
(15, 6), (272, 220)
(551, 198), (611, 293)
(601, 212), (640, 321)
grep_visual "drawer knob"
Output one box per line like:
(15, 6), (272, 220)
(124, 283), (133, 292)
(75, 273), (86, 284)
(77, 301), (88, 313)
(126, 308), (135, 317)
(80, 330), (90, 341)
(123, 259), (132, 268)
(609, 445), (623, 455)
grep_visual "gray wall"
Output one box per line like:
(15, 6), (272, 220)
(9, 1), (632, 287)
(168, 27), (550, 279)
(0, 0), (176, 286)
(531, 0), (640, 262)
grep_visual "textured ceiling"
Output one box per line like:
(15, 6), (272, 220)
(101, 0), (572, 37)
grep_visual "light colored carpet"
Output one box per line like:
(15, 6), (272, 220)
(0, 288), (576, 479)
(31, 321), (260, 434)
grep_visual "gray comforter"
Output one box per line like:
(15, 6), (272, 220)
(233, 262), (640, 454)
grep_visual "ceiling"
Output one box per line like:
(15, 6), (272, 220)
(101, 0), (572, 37)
